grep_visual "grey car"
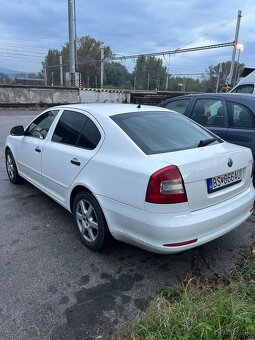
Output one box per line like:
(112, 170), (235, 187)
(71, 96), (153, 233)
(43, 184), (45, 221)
(159, 93), (255, 159)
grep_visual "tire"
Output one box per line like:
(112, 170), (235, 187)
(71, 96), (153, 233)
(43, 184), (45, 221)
(5, 150), (22, 184)
(73, 191), (111, 251)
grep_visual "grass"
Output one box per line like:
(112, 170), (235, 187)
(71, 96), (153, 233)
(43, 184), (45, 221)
(125, 246), (255, 340)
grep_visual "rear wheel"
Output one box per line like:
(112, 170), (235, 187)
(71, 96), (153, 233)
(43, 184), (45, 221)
(73, 191), (111, 251)
(5, 150), (22, 184)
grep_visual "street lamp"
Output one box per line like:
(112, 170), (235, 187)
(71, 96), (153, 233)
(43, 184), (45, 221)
(234, 43), (244, 85)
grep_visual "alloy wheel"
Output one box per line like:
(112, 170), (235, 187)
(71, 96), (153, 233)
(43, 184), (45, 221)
(76, 199), (98, 242)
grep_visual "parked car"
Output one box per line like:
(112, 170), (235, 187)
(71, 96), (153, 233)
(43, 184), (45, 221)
(159, 93), (255, 159)
(5, 104), (254, 254)
(231, 68), (255, 94)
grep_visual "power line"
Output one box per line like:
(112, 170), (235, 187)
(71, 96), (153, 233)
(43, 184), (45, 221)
(0, 49), (45, 56)
(179, 17), (236, 49)
(0, 43), (49, 52)
(111, 42), (234, 60)
(0, 52), (43, 59)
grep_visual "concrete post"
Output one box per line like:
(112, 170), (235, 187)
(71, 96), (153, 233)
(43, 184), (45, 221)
(60, 55), (63, 86)
(228, 10), (242, 86)
(100, 46), (104, 88)
(68, 0), (76, 86)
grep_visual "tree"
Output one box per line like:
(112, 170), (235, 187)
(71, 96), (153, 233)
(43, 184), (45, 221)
(133, 56), (167, 90)
(44, 49), (62, 85)
(0, 73), (12, 84)
(104, 62), (132, 89)
(43, 36), (113, 87)
(167, 76), (207, 92)
(77, 36), (112, 87)
(203, 60), (245, 92)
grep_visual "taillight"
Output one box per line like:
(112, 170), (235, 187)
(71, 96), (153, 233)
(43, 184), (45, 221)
(146, 165), (187, 204)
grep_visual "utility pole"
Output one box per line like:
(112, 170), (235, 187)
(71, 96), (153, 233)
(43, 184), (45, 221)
(60, 55), (63, 86)
(42, 62), (47, 86)
(100, 45), (104, 88)
(228, 10), (242, 86)
(183, 77), (186, 92)
(147, 73), (150, 90)
(165, 74), (169, 91)
(165, 55), (170, 90)
(216, 63), (222, 92)
(68, 0), (76, 86)
(51, 72), (54, 86)
(73, 0), (78, 66)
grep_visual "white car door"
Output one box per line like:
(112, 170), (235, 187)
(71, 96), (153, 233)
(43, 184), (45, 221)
(41, 109), (103, 204)
(15, 110), (59, 189)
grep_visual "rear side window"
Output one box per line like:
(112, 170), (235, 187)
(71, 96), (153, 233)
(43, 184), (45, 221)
(231, 84), (254, 94)
(52, 110), (101, 149)
(227, 102), (255, 129)
(77, 119), (101, 149)
(111, 111), (218, 155)
(163, 99), (190, 114)
(191, 99), (225, 127)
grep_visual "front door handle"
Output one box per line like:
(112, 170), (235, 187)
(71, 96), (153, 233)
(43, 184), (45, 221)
(71, 158), (80, 166)
(35, 147), (41, 153)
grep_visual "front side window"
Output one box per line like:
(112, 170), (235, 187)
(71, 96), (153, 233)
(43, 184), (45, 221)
(231, 84), (254, 94)
(190, 99), (225, 127)
(25, 110), (59, 139)
(163, 99), (190, 114)
(112, 111), (220, 155)
(227, 102), (255, 129)
(52, 110), (101, 149)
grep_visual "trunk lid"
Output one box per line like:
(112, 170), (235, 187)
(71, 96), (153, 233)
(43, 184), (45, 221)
(150, 142), (253, 211)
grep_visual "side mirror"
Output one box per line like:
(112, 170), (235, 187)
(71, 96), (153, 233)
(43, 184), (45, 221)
(10, 125), (24, 136)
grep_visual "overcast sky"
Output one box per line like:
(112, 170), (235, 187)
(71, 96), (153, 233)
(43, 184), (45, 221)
(0, 0), (254, 75)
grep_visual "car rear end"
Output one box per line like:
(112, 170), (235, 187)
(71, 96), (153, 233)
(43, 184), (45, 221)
(141, 145), (254, 253)
(110, 109), (254, 253)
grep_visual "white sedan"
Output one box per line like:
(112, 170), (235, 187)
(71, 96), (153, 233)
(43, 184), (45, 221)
(5, 104), (255, 254)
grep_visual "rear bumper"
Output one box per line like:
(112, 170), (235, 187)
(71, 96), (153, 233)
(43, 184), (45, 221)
(96, 186), (255, 254)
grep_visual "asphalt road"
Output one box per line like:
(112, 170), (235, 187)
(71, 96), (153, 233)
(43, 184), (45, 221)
(0, 110), (254, 340)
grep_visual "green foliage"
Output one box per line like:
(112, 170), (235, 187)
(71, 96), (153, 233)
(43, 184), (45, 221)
(15, 72), (42, 79)
(0, 72), (12, 84)
(104, 62), (132, 89)
(134, 56), (167, 90)
(76, 36), (112, 87)
(168, 76), (207, 92)
(203, 61), (245, 92)
(125, 246), (255, 339)
(44, 36), (112, 87)
(43, 37), (245, 92)
(44, 49), (62, 85)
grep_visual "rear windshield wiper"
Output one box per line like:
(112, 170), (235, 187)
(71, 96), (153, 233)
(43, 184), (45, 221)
(197, 137), (222, 147)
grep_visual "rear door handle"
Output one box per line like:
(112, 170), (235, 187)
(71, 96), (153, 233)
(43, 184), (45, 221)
(35, 147), (41, 153)
(71, 158), (80, 166)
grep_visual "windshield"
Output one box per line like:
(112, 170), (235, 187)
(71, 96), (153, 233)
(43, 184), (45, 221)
(111, 111), (221, 155)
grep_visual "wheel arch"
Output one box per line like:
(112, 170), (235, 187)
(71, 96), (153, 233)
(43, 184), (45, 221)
(5, 146), (11, 154)
(70, 185), (112, 234)
(70, 185), (92, 213)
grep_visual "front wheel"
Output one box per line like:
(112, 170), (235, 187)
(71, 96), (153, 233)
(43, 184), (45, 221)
(5, 150), (22, 184)
(73, 191), (111, 251)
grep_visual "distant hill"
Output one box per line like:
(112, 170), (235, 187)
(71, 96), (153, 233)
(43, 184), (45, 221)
(0, 67), (20, 76)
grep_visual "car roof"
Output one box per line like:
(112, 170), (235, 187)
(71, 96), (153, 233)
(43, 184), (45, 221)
(165, 92), (255, 102)
(52, 103), (170, 117)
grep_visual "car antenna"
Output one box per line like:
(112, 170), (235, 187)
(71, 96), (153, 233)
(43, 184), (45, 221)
(137, 104), (141, 109)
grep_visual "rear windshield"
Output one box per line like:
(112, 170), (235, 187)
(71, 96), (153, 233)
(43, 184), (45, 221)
(111, 111), (219, 155)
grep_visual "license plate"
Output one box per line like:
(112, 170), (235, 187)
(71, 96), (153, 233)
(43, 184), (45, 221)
(207, 169), (242, 193)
